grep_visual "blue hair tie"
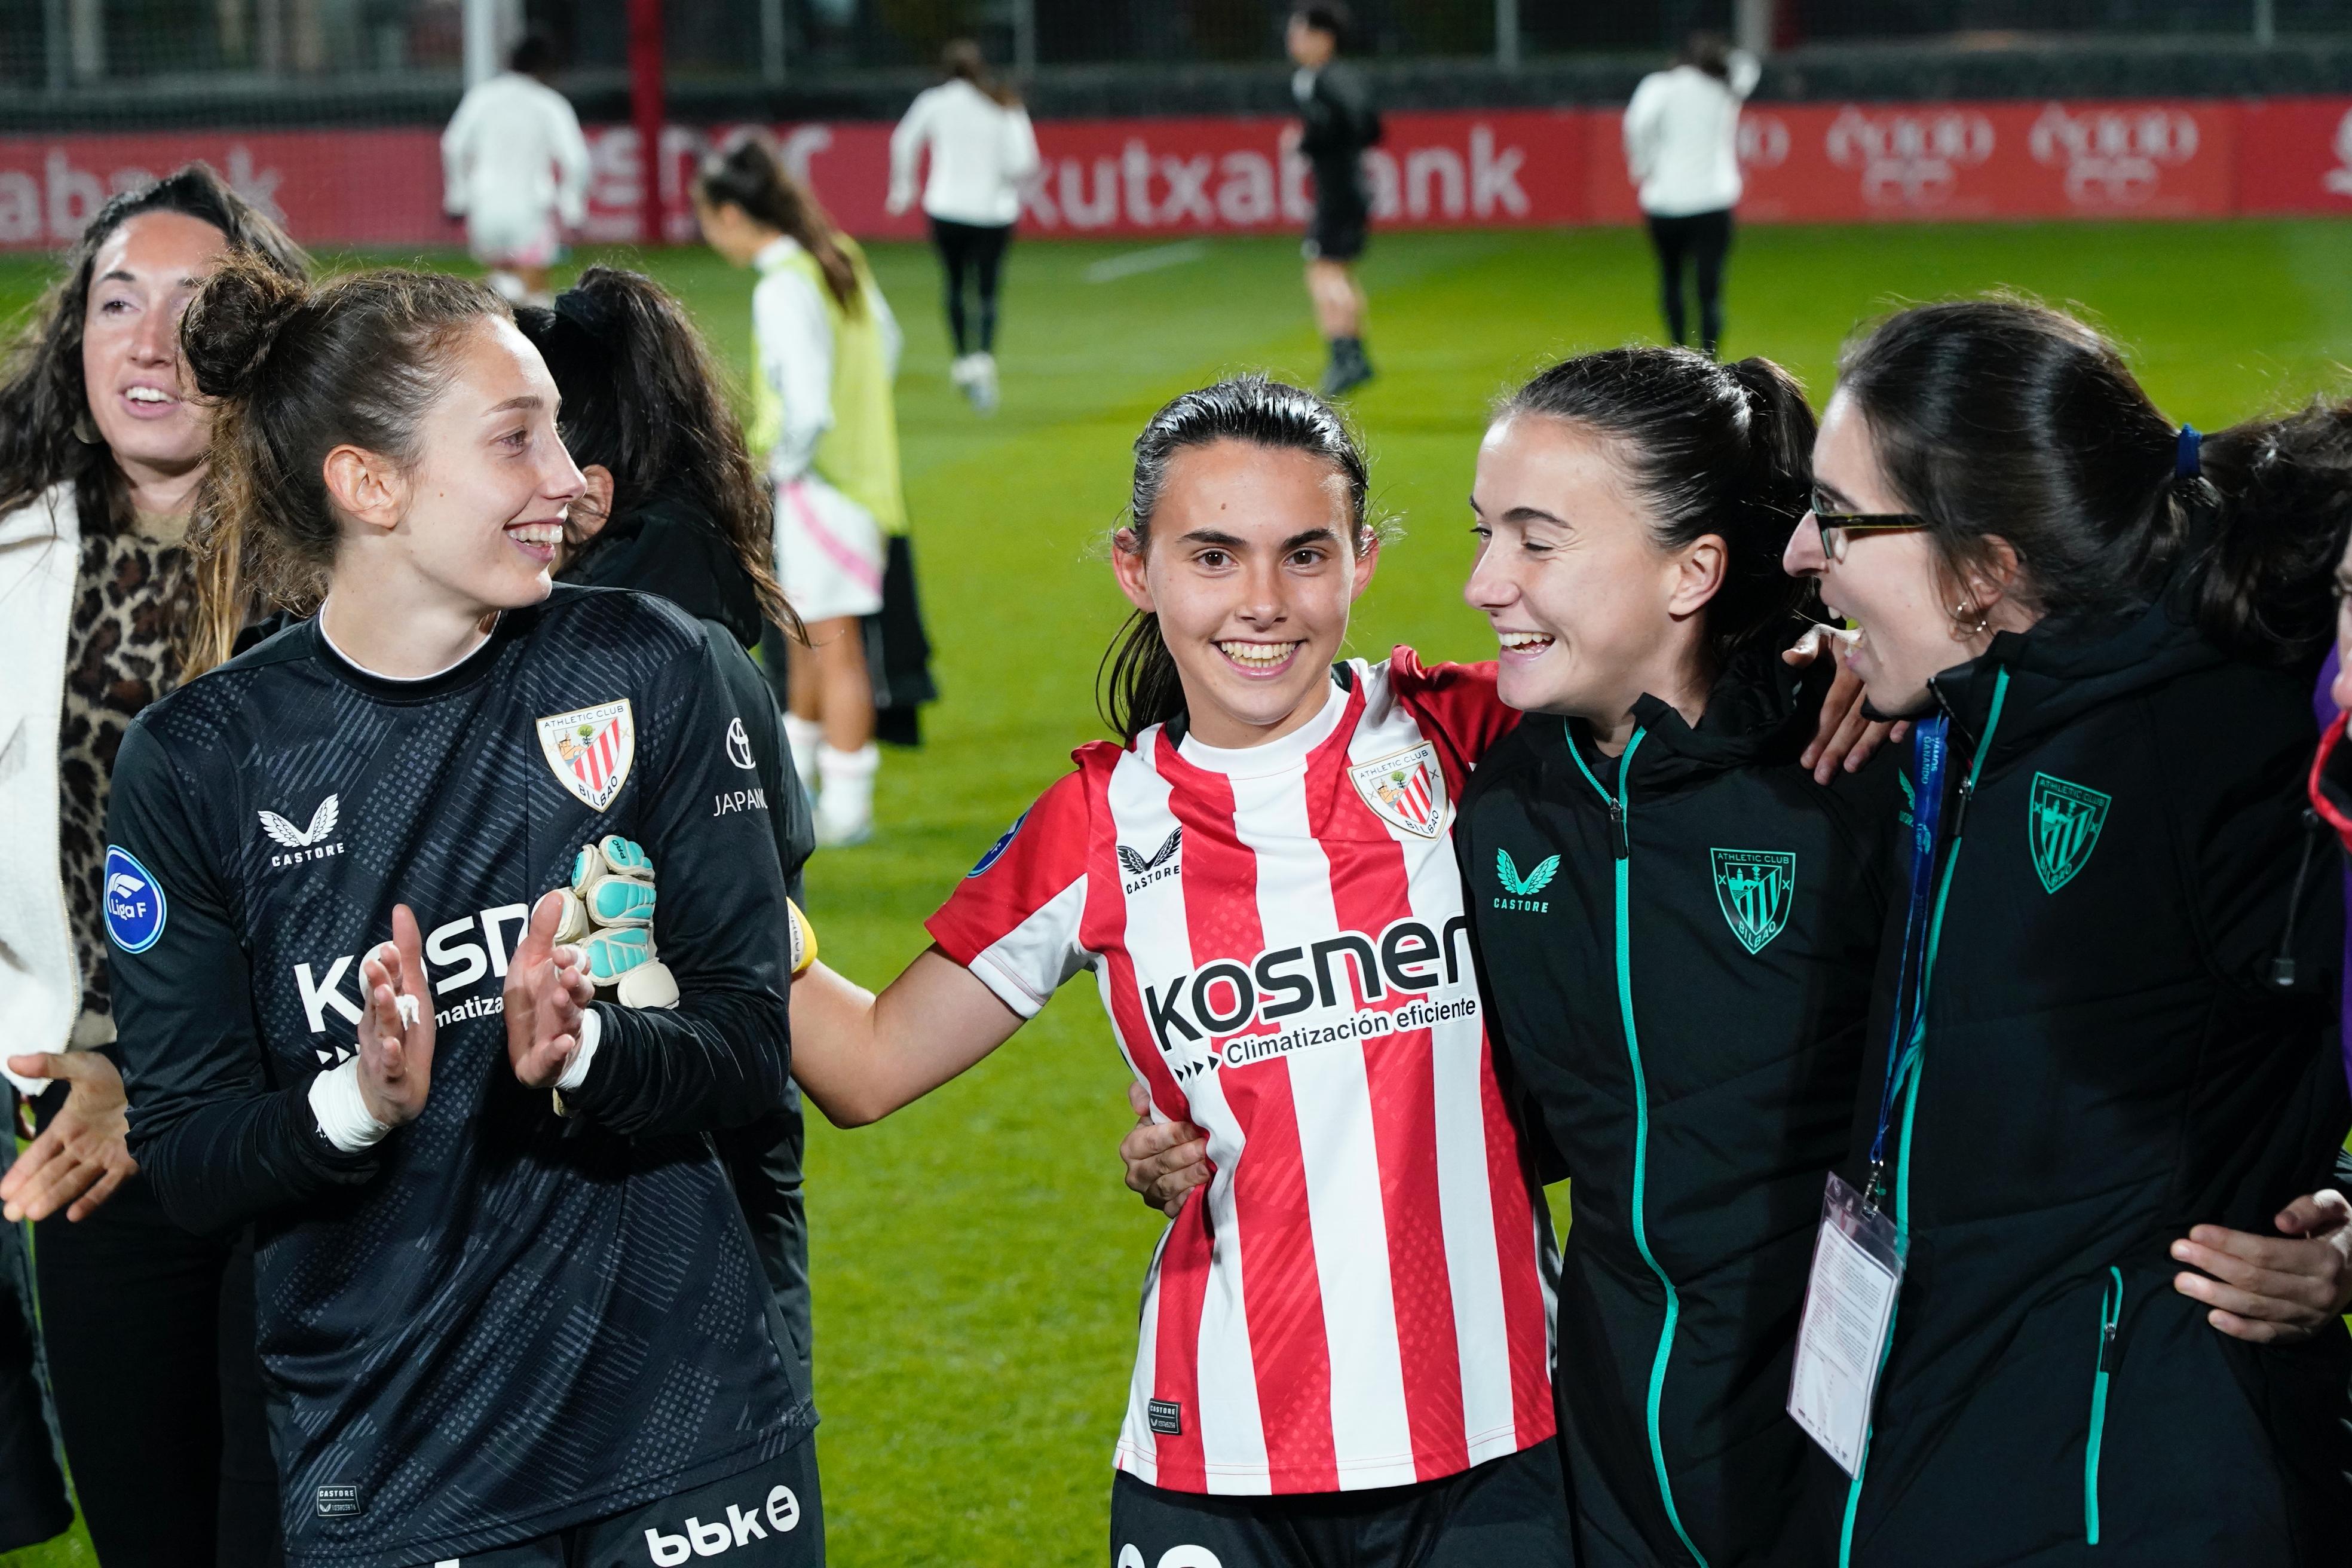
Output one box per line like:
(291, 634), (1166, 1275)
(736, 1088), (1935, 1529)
(2176, 424), (2201, 481)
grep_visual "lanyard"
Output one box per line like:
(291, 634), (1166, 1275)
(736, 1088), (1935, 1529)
(1863, 669), (2011, 1217)
(1864, 716), (1947, 1199)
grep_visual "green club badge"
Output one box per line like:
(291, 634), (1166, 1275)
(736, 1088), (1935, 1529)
(1711, 848), (1796, 956)
(2028, 772), (2110, 894)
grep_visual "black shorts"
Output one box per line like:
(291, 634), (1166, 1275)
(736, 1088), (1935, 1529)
(1303, 199), (1368, 263)
(413, 1437), (822, 1567)
(1110, 1443), (1572, 1568)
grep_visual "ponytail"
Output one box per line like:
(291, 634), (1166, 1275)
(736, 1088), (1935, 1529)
(941, 38), (1020, 108)
(1098, 375), (1379, 743)
(694, 136), (863, 314)
(180, 261), (508, 676)
(1497, 347), (1816, 668)
(516, 267), (802, 642)
(2189, 407), (2352, 665)
(1839, 298), (2348, 667)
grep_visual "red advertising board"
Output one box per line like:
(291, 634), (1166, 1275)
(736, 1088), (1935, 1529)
(1, 97), (2348, 253)
(2238, 96), (2352, 216)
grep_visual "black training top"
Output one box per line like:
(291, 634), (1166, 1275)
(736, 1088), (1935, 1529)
(1296, 61), (1380, 213)
(565, 483), (765, 654)
(1839, 583), (2350, 1565)
(106, 584), (811, 1568)
(1457, 650), (1901, 1567)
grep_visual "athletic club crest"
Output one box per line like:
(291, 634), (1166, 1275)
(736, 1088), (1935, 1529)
(1711, 847), (1796, 956)
(2028, 771), (2110, 894)
(536, 699), (636, 812)
(1350, 743), (1445, 839)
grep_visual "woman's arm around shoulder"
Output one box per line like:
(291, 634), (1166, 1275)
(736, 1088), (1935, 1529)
(793, 768), (1098, 1125)
(789, 951), (1022, 1126)
(1385, 644), (1518, 769)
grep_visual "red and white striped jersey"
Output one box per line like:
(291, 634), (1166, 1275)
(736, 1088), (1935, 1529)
(927, 650), (1558, 1496)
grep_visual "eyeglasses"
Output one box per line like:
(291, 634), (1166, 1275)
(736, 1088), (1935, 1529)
(1812, 509), (1931, 563)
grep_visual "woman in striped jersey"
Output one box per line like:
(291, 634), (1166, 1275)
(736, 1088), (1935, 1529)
(786, 375), (1575, 1568)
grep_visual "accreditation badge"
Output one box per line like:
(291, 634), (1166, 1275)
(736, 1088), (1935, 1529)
(1788, 1172), (1907, 1476)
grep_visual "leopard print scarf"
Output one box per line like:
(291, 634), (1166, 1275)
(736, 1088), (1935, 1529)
(58, 509), (192, 1037)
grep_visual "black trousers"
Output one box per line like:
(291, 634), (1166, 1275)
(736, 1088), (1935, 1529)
(929, 216), (1012, 356)
(0, 1144), (69, 1553)
(29, 1085), (281, 1568)
(1645, 207), (1734, 357)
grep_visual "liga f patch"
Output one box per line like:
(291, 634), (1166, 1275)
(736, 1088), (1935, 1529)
(537, 699), (636, 812)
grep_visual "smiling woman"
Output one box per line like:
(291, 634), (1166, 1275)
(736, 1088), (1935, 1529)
(0, 163), (308, 1568)
(1778, 299), (2352, 1568)
(784, 373), (1576, 1568)
(99, 260), (822, 1564)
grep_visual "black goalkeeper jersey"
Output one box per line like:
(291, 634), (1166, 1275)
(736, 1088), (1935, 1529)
(105, 584), (812, 1568)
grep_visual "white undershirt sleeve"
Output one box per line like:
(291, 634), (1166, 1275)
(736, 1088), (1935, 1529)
(550, 96), (592, 229)
(888, 94), (931, 212)
(440, 86), (483, 214)
(755, 268), (835, 483)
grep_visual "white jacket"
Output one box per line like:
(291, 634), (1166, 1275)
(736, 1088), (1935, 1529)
(442, 71), (592, 229)
(0, 484), (91, 1095)
(754, 237), (901, 485)
(1623, 56), (1760, 218)
(888, 79), (1040, 227)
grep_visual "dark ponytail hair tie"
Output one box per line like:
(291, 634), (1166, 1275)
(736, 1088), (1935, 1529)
(2176, 424), (2201, 481)
(553, 286), (617, 344)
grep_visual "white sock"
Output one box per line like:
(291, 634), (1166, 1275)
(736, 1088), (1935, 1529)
(816, 743), (880, 831)
(782, 715), (823, 794)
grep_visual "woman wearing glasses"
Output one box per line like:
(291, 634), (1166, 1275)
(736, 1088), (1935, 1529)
(1784, 298), (2352, 1566)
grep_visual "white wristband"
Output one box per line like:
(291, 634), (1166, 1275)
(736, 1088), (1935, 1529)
(555, 1007), (603, 1093)
(310, 1056), (393, 1153)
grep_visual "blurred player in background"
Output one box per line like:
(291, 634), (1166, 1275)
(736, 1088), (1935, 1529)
(517, 265), (820, 1381)
(1288, 4), (1381, 400)
(1624, 32), (1759, 360)
(698, 136), (905, 848)
(889, 39), (1039, 415)
(0, 164), (304, 1568)
(441, 29), (590, 309)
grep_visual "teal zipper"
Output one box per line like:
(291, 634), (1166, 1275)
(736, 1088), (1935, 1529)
(1838, 668), (2013, 1567)
(1566, 725), (1712, 1568)
(2085, 1267), (2124, 1544)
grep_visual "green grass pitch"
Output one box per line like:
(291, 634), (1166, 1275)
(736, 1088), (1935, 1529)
(1, 217), (2347, 1566)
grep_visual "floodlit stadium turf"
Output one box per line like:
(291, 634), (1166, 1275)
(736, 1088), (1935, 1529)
(2, 219), (2348, 1566)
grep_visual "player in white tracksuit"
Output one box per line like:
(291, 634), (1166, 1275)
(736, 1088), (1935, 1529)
(1622, 32), (1759, 358)
(887, 40), (1037, 414)
(441, 32), (590, 308)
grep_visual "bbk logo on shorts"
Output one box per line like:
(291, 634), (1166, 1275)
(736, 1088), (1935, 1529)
(644, 1484), (800, 1564)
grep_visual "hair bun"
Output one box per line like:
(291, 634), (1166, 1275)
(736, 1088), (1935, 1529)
(180, 258), (308, 401)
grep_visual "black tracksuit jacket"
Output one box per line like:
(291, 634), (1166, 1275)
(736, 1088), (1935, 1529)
(1457, 650), (1901, 1567)
(1838, 590), (2352, 1566)
(557, 488), (818, 1383)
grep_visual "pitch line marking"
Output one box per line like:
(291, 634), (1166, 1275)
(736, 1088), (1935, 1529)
(1084, 241), (1211, 283)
